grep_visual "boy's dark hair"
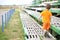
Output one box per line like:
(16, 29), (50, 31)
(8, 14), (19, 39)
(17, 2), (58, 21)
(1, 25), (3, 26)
(46, 4), (51, 10)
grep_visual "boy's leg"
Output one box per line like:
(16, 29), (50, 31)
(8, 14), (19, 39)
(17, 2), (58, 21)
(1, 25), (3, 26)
(42, 23), (47, 36)
(42, 23), (50, 36)
(46, 23), (50, 30)
(42, 23), (47, 30)
(43, 23), (56, 39)
(47, 31), (56, 40)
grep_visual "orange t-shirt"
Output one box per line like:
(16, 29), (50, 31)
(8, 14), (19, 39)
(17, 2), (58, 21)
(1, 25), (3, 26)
(41, 9), (52, 23)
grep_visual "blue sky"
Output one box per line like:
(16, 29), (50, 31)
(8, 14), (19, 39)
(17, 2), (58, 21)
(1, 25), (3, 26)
(0, 0), (33, 5)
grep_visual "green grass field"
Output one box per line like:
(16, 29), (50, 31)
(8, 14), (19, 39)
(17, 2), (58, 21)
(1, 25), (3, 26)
(0, 27), (8, 40)
(0, 9), (25, 40)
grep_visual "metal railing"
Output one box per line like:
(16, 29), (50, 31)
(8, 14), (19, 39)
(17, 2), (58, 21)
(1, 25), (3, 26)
(0, 9), (15, 32)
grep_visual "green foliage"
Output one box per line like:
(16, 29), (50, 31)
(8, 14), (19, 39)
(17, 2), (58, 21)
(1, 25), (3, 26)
(0, 27), (8, 40)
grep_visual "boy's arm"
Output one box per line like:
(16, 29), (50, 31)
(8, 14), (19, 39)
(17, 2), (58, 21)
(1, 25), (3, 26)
(38, 12), (43, 22)
(50, 12), (52, 18)
(50, 12), (52, 22)
(38, 10), (44, 21)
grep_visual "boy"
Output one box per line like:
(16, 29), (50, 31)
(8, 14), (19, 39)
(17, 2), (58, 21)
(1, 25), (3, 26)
(38, 4), (52, 36)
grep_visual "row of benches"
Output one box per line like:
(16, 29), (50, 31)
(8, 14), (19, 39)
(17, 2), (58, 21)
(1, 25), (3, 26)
(20, 11), (55, 40)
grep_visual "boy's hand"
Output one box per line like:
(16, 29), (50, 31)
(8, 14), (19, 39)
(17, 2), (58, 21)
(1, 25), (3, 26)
(38, 18), (40, 22)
